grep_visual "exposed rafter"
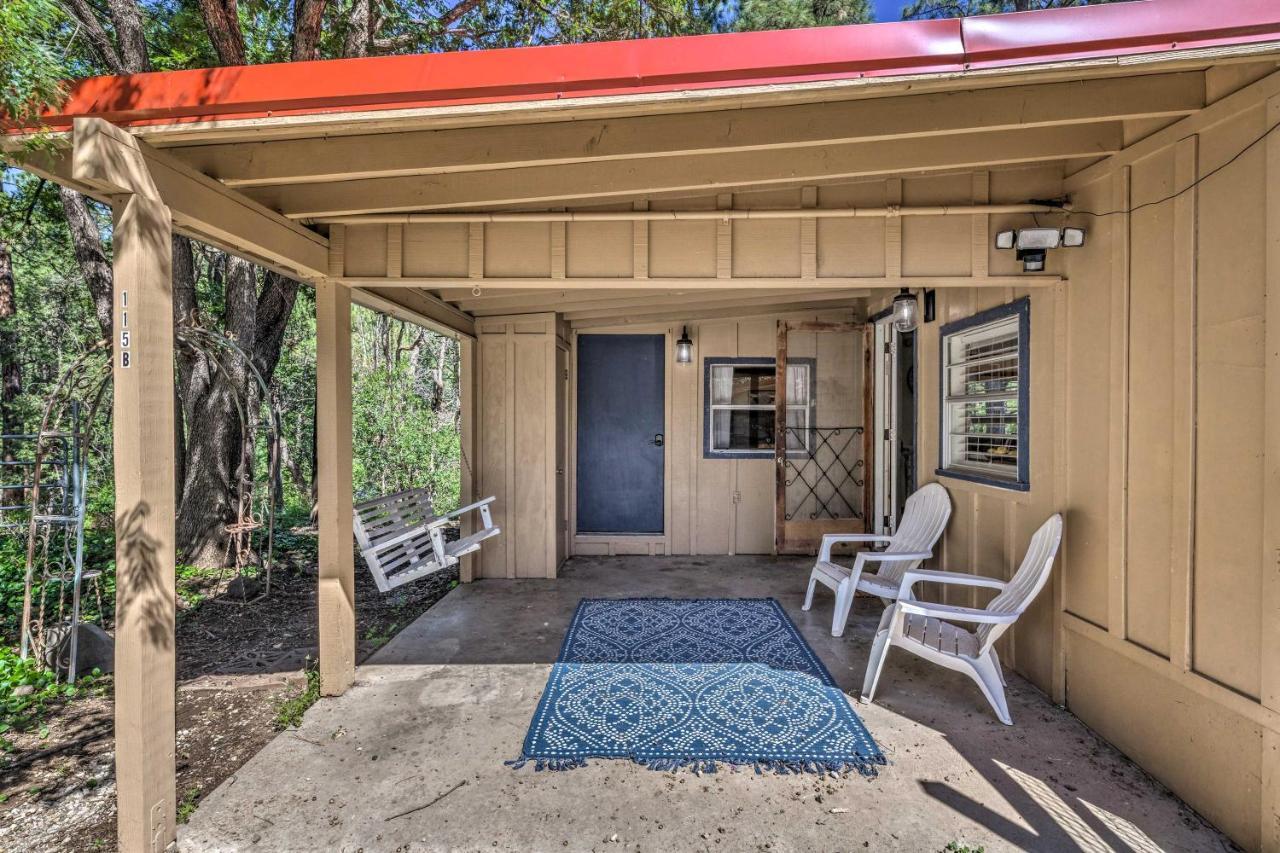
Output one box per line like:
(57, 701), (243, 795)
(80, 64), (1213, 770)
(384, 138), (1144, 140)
(178, 73), (1201, 189)
(251, 123), (1123, 218)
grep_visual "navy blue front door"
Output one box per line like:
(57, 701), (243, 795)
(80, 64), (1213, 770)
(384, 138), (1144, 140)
(576, 334), (665, 534)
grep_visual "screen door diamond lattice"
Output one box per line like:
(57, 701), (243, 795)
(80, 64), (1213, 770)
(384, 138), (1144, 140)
(775, 320), (866, 555)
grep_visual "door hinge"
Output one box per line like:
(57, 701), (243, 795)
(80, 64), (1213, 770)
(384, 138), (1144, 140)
(732, 491), (742, 504)
(883, 342), (892, 354)
(883, 428), (892, 441)
(563, 368), (569, 380)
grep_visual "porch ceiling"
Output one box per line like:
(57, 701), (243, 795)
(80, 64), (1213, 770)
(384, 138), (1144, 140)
(18, 1), (1280, 333)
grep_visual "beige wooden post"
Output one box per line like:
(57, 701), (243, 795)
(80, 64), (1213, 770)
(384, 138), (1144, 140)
(458, 335), (477, 582)
(112, 193), (178, 852)
(315, 280), (355, 695)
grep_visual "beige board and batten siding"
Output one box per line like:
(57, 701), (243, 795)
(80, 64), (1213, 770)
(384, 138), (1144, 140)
(880, 67), (1280, 851)
(1053, 71), (1280, 852)
(473, 313), (564, 579)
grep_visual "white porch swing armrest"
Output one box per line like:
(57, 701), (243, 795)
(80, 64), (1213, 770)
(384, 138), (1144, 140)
(818, 533), (895, 563)
(426, 496), (497, 529)
(898, 568), (1007, 597)
(897, 600), (1019, 625)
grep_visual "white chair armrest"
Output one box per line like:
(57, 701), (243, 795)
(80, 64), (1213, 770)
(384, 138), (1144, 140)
(898, 600), (1018, 625)
(856, 550), (933, 563)
(427, 496), (497, 528)
(900, 568), (1006, 596)
(818, 533), (894, 562)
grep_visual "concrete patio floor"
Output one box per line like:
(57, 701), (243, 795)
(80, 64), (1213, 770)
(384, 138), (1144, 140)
(180, 556), (1234, 852)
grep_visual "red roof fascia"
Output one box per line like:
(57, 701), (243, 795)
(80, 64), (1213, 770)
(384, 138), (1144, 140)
(36, 0), (1280, 131)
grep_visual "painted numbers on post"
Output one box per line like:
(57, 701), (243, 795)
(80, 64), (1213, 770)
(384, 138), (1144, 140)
(119, 290), (132, 369)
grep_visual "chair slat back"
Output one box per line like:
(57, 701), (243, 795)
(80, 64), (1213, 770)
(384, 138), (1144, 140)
(976, 513), (1063, 651)
(878, 483), (952, 584)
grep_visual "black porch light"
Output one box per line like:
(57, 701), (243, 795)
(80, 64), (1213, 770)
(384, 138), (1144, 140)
(891, 289), (919, 333)
(675, 326), (693, 363)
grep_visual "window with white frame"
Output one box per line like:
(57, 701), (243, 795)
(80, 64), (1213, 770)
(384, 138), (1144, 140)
(705, 360), (813, 457)
(938, 300), (1029, 489)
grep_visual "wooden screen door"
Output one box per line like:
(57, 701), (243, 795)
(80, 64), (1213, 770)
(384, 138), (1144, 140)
(775, 320), (867, 555)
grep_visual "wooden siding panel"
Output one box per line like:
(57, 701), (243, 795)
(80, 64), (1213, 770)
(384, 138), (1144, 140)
(484, 222), (552, 277)
(1193, 106), (1267, 699)
(1062, 179), (1112, 628)
(1125, 147), (1177, 659)
(344, 223), (388, 277)
(403, 223), (468, 277)
(567, 220), (633, 278)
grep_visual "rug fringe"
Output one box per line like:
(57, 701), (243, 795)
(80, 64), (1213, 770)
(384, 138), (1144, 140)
(507, 754), (886, 777)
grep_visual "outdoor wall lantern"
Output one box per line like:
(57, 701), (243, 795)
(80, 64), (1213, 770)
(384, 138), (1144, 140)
(891, 288), (919, 333)
(675, 327), (693, 364)
(995, 227), (1086, 272)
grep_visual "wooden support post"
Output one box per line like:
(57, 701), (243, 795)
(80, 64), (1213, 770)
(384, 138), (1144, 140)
(316, 280), (355, 696)
(459, 336), (477, 582)
(112, 193), (178, 853)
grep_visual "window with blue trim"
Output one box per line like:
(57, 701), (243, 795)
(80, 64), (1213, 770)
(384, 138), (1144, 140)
(938, 299), (1030, 490)
(703, 358), (815, 459)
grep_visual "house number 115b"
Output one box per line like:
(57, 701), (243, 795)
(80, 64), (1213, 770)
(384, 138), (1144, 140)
(119, 290), (132, 369)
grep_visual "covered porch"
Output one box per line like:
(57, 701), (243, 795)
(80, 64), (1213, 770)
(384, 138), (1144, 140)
(12, 0), (1280, 849)
(180, 556), (1227, 851)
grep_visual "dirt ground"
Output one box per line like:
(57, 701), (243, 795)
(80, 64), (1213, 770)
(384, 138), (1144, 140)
(0, 536), (459, 853)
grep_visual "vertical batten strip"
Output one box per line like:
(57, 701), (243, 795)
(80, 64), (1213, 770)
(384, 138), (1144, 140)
(801, 186), (818, 280)
(633, 201), (649, 279)
(1108, 166), (1132, 639)
(328, 223), (345, 277)
(716, 193), (733, 279)
(972, 172), (990, 278)
(1170, 134), (1199, 673)
(551, 220), (567, 279)
(885, 178), (903, 279)
(468, 222), (484, 279)
(386, 223), (402, 278)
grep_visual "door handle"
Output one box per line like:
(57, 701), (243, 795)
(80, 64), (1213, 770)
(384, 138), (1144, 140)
(652, 433), (664, 447)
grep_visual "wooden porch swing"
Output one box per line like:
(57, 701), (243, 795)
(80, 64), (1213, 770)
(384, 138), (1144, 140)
(353, 489), (501, 592)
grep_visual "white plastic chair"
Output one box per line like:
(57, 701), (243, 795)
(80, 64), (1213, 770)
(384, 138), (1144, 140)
(802, 482), (952, 637)
(859, 513), (1063, 725)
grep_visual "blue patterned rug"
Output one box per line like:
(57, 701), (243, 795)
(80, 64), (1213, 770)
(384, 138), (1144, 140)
(510, 598), (886, 776)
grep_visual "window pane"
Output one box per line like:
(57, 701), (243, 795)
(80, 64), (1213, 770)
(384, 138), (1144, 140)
(711, 409), (775, 451)
(724, 365), (775, 406)
(786, 363), (809, 405)
(711, 365), (734, 405)
(941, 310), (1024, 484)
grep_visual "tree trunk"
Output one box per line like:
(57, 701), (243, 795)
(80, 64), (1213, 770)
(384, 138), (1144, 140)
(196, 0), (248, 66)
(58, 188), (113, 341)
(0, 232), (22, 507)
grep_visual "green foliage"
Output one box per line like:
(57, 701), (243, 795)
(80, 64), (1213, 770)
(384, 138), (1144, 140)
(274, 661), (321, 729)
(902, 0), (1128, 20)
(176, 786), (202, 823)
(0, 645), (102, 750)
(731, 0), (871, 31)
(943, 843), (985, 853)
(349, 305), (461, 511)
(0, 0), (69, 130)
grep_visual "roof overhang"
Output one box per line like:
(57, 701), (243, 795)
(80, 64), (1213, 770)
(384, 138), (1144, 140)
(28, 0), (1280, 141)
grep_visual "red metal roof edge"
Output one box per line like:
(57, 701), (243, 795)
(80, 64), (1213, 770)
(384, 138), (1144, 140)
(33, 0), (1280, 131)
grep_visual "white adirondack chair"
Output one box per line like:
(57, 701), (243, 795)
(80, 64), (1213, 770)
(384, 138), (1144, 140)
(859, 513), (1063, 725)
(802, 482), (952, 637)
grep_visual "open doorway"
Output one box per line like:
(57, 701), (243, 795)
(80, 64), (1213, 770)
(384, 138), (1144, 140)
(870, 312), (916, 536)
